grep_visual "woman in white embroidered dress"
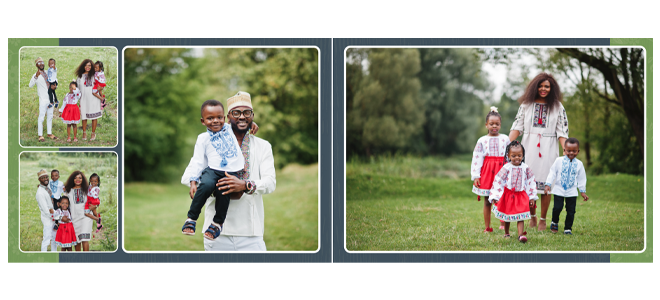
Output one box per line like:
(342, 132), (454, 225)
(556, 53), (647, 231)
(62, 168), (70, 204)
(509, 73), (569, 231)
(75, 59), (103, 141)
(64, 170), (94, 251)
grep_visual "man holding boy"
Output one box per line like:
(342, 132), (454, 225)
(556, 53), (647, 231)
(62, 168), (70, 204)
(200, 91), (276, 251)
(28, 57), (57, 142)
(36, 169), (56, 252)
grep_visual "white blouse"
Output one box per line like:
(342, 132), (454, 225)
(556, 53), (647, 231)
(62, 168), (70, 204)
(470, 134), (510, 180)
(489, 162), (539, 202)
(53, 209), (72, 224)
(59, 88), (81, 112)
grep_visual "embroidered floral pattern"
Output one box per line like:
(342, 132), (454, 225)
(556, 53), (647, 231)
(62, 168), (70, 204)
(236, 133), (251, 180)
(208, 127), (240, 168)
(533, 103), (548, 128)
(72, 188), (86, 204)
(560, 156), (579, 190)
(488, 137), (499, 155)
(511, 168), (523, 191)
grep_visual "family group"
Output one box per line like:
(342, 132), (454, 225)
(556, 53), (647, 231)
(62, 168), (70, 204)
(35, 169), (104, 252)
(28, 57), (108, 142)
(471, 73), (589, 243)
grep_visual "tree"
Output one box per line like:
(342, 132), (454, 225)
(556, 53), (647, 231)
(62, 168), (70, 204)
(348, 49), (424, 156)
(418, 48), (490, 154)
(556, 48), (644, 156)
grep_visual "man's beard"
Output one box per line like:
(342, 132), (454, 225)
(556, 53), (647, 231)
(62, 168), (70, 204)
(231, 120), (252, 134)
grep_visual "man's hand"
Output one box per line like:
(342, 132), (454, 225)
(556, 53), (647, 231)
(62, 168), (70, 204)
(581, 192), (589, 201)
(62, 216), (70, 223)
(189, 181), (197, 199)
(473, 178), (480, 188)
(35, 70), (41, 79)
(49, 208), (54, 214)
(217, 172), (246, 196)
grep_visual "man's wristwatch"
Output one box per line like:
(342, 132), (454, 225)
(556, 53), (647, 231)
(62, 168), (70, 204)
(245, 180), (253, 191)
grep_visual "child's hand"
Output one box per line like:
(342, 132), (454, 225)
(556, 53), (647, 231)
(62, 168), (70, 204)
(581, 192), (589, 201)
(473, 178), (480, 187)
(189, 181), (197, 199)
(62, 216), (70, 222)
(492, 199), (498, 204)
(544, 186), (551, 195)
(49, 208), (54, 214)
(529, 200), (535, 208)
(250, 122), (259, 135)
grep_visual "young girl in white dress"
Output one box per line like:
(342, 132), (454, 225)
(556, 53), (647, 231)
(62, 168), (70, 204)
(53, 195), (78, 251)
(471, 107), (509, 232)
(489, 141), (539, 243)
(92, 61), (107, 109)
(59, 81), (82, 142)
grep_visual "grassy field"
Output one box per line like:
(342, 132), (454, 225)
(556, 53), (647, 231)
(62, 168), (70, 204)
(19, 152), (118, 252)
(124, 163), (319, 251)
(19, 47), (118, 147)
(346, 155), (645, 251)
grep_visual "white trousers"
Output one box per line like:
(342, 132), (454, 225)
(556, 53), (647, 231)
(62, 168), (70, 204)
(204, 235), (267, 251)
(38, 101), (54, 136)
(41, 216), (56, 252)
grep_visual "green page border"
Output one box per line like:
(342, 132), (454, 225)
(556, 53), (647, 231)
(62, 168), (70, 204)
(8, 38), (59, 262)
(609, 38), (653, 263)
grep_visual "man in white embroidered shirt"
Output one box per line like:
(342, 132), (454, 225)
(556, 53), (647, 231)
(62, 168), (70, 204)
(28, 57), (58, 142)
(182, 91), (276, 251)
(36, 169), (57, 252)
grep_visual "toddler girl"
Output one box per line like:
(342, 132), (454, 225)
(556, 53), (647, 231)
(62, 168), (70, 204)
(489, 141), (538, 243)
(53, 195), (78, 251)
(92, 61), (107, 109)
(471, 107), (509, 232)
(59, 81), (82, 142)
(84, 173), (103, 232)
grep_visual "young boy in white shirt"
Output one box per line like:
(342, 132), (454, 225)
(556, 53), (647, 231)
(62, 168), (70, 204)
(544, 137), (589, 234)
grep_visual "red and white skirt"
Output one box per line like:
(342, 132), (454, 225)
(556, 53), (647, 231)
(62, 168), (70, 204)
(55, 223), (78, 248)
(491, 187), (531, 222)
(61, 104), (81, 124)
(472, 156), (505, 197)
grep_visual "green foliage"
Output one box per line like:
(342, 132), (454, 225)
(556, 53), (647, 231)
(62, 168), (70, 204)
(19, 47), (118, 147)
(419, 48), (491, 154)
(346, 156), (644, 251)
(347, 48), (424, 156)
(19, 153), (118, 252)
(124, 48), (319, 182)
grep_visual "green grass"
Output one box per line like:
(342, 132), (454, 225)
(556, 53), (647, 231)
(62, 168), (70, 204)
(19, 152), (118, 251)
(124, 163), (319, 251)
(19, 47), (118, 147)
(346, 155), (644, 251)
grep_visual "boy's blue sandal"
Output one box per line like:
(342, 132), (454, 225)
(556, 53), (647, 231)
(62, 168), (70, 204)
(181, 219), (196, 236)
(204, 223), (222, 241)
(564, 230), (572, 235)
(550, 222), (559, 233)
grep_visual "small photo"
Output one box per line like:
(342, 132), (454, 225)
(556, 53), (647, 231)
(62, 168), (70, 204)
(345, 47), (645, 251)
(122, 47), (319, 251)
(19, 47), (118, 147)
(19, 152), (118, 252)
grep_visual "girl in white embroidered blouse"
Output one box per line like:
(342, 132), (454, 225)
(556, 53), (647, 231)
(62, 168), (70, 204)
(53, 196), (78, 251)
(471, 107), (509, 233)
(489, 141), (539, 243)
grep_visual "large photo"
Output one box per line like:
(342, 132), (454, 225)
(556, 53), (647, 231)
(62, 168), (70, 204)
(345, 47), (645, 251)
(123, 47), (319, 251)
(19, 47), (118, 147)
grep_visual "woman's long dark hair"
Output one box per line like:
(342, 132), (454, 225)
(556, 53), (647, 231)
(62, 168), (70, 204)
(64, 170), (88, 193)
(518, 72), (562, 111)
(74, 59), (95, 82)
(504, 140), (525, 164)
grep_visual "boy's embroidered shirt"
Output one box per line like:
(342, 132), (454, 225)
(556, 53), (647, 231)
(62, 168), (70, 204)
(544, 156), (587, 197)
(49, 180), (64, 198)
(489, 162), (539, 201)
(87, 186), (100, 199)
(47, 67), (57, 83)
(187, 123), (245, 182)
(470, 134), (509, 180)
(59, 88), (81, 112)
(53, 209), (72, 223)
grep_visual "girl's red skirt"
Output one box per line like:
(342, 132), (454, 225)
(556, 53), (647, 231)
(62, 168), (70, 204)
(472, 156), (505, 197)
(55, 223), (78, 248)
(61, 104), (81, 124)
(491, 187), (532, 222)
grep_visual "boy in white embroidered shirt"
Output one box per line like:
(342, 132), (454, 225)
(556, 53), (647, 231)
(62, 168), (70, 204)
(182, 100), (245, 240)
(544, 137), (589, 235)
